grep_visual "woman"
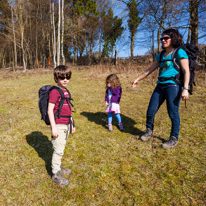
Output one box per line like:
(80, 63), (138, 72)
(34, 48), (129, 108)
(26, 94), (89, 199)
(132, 29), (189, 149)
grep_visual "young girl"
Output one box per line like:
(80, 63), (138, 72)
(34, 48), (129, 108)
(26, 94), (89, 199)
(105, 74), (123, 131)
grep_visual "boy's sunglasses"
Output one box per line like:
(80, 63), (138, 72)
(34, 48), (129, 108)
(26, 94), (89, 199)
(160, 37), (171, 41)
(58, 76), (70, 80)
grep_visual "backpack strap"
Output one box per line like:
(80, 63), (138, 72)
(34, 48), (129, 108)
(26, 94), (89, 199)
(51, 86), (74, 134)
(171, 46), (181, 70)
(158, 46), (184, 86)
(159, 50), (165, 63)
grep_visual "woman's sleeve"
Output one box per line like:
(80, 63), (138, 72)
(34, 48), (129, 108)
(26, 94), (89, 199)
(155, 52), (161, 62)
(177, 48), (189, 60)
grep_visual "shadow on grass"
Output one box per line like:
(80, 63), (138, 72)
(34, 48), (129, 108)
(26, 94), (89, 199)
(81, 111), (144, 136)
(26, 131), (53, 176)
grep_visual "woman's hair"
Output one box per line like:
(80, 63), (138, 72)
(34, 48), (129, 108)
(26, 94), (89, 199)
(106, 74), (121, 89)
(54, 65), (72, 83)
(162, 29), (183, 48)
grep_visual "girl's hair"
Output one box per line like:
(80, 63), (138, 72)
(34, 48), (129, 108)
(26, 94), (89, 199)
(162, 29), (183, 48)
(106, 74), (121, 89)
(54, 65), (72, 83)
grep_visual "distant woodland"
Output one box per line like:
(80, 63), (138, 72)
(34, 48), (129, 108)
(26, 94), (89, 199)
(0, 0), (206, 70)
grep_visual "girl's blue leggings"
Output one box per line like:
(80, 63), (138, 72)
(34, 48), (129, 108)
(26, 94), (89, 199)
(108, 112), (122, 124)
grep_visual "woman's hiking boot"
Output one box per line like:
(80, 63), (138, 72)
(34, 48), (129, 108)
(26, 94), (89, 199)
(118, 123), (124, 131)
(52, 170), (69, 186)
(162, 136), (178, 149)
(140, 128), (153, 141)
(108, 124), (113, 131)
(60, 166), (72, 176)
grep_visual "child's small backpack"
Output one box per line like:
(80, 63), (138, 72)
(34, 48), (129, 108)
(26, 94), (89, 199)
(38, 85), (74, 132)
(159, 43), (199, 94)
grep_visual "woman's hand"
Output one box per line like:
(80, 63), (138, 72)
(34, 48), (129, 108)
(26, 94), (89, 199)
(105, 101), (109, 106)
(132, 60), (159, 89)
(181, 89), (189, 100)
(132, 79), (139, 88)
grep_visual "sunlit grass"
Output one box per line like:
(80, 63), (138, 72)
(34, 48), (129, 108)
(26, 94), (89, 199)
(0, 67), (205, 205)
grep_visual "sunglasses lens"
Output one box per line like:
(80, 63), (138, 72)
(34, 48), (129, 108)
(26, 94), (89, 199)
(160, 37), (170, 41)
(59, 76), (70, 80)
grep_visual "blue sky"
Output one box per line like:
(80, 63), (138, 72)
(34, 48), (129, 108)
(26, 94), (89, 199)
(112, 1), (206, 58)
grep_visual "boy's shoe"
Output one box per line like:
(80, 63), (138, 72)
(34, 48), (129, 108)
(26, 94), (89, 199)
(162, 136), (178, 149)
(52, 170), (69, 186)
(108, 124), (113, 131)
(119, 123), (124, 131)
(60, 166), (72, 176)
(140, 128), (153, 141)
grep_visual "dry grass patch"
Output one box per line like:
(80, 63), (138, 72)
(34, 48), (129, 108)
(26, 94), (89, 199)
(0, 67), (205, 205)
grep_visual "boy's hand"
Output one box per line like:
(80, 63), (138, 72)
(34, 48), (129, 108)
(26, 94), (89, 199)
(72, 126), (75, 133)
(52, 126), (59, 138)
(105, 101), (109, 106)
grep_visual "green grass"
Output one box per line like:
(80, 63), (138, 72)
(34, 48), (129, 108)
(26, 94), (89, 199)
(0, 68), (205, 205)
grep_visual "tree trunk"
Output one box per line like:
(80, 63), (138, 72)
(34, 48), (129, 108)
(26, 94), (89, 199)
(35, 6), (38, 68)
(57, 0), (61, 66)
(152, 29), (155, 61)
(204, 47), (206, 70)
(61, 0), (65, 65)
(99, 36), (101, 60)
(189, 0), (199, 45)
(130, 33), (134, 59)
(74, 36), (77, 62)
(52, 2), (56, 68)
(21, 31), (26, 71)
(114, 49), (117, 65)
(40, 3), (46, 68)
(50, 1), (53, 66)
(187, 27), (191, 44)
(157, 26), (161, 53)
(11, 4), (17, 70)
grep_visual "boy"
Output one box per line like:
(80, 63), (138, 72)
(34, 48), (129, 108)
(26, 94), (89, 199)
(48, 65), (75, 186)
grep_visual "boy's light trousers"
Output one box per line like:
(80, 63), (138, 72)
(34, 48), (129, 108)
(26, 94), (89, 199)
(51, 124), (70, 174)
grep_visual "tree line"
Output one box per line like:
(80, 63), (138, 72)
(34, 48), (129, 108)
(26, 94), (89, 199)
(0, 0), (205, 70)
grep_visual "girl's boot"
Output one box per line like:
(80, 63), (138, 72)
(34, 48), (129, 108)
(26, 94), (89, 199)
(108, 124), (113, 131)
(118, 123), (124, 131)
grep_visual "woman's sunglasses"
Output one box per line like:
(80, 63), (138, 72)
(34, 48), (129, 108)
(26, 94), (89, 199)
(58, 76), (70, 80)
(160, 37), (171, 41)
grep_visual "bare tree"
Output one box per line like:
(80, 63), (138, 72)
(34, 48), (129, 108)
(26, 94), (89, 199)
(61, 0), (65, 65)
(14, 0), (27, 71)
(52, 2), (56, 68)
(57, 0), (61, 66)
(10, 2), (17, 70)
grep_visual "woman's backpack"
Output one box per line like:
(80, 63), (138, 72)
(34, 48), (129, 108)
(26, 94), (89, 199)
(158, 44), (199, 94)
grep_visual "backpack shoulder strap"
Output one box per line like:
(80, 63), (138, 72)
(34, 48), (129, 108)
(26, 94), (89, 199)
(159, 50), (165, 63)
(65, 88), (74, 108)
(65, 88), (72, 99)
(171, 46), (182, 70)
(50, 86), (65, 97)
(50, 86), (66, 118)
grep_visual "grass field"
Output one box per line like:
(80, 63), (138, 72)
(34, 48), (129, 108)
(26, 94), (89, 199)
(0, 66), (205, 205)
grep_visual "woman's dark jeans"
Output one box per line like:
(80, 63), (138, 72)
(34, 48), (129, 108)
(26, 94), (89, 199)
(146, 83), (182, 138)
